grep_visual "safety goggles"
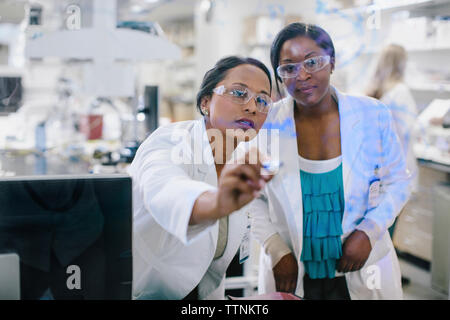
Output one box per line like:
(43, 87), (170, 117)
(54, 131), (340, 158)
(277, 55), (331, 78)
(212, 84), (273, 114)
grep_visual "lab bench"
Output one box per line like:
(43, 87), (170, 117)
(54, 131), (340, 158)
(0, 150), (130, 176)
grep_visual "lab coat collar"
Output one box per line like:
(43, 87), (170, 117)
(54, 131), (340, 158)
(192, 117), (215, 176)
(265, 95), (302, 256)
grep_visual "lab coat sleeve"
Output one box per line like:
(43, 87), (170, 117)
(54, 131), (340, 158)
(355, 104), (411, 247)
(249, 190), (277, 244)
(264, 233), (293, 268)
(131, 126), (217, 246)
(249, 188), (290, 267)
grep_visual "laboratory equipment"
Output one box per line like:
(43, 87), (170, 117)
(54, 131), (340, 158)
(0, 77), (22, 114)
(142, 85), (160, 136)
(80, 97), (123, 142)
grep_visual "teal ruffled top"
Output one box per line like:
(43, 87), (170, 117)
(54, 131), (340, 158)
(299, 157), (345, 279)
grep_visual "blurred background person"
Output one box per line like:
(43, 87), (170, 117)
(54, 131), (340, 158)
(367, 44), (419, 194)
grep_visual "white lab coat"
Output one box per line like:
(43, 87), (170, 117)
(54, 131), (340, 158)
(380, 83), (419, 193)
(128, 119), (249, 300)
(250, 87), (411, 300)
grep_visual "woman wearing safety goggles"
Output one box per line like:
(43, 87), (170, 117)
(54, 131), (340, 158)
(250, 22), (411, 300)
(129, 56), (276, 300)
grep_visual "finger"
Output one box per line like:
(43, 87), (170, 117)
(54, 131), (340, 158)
(289, 279), (297, 293)
(353, 261), (365, 272)
(261, 172), (275, 182)
(227, 165), (261, 189)
(274, 278), (282, 292)
(284, 279), (294, 293)
(352, 264), (363, 272)
(259, 165), (276, 181)
(225, 177), (266, 203)
(243, 149), (278, 183)
(280, 280), (290, 293)
(344, 261), (355, 273)
(246, 152), (276, 180)
(237, 165), (267, 190)
(349, 263), (360, 272)
(338, 257), (352, 273)
(221, 177), (254, 195)
(276, 275), (296, 293)
(241, 164), (264, 186)
(234, 163), (261, 181)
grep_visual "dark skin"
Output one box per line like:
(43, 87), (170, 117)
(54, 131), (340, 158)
(272, 36), (372, 293)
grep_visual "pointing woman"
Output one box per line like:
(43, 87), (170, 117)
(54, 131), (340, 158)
(250, 23), (411, 299)
(129, 56), (274, 299)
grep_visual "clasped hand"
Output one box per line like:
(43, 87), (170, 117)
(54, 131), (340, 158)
(273, 230), (372, 293)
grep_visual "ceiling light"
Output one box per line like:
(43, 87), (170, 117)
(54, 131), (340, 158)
(131, 5), (143, 13)
(200, 0), (211, 12)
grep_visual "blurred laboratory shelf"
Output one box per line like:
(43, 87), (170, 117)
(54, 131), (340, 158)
(399, 257), (448, 300)
(409, 83), (450, 92)
(362, 45), (450, 55)
(393, 161), (450, 260)
(406, 45), (450, 52)
(340, 0), (450, 14)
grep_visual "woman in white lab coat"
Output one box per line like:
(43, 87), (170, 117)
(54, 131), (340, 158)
(367, 44), (419, 193)
(250, 23), (411, 299)
(129, 56), (274, 299)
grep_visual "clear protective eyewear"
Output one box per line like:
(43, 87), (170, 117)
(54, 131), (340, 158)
(277, 55), (331, 78)
(212, 84), (273, 114)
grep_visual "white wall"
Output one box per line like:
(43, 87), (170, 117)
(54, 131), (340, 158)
(194, 0), (317, 90)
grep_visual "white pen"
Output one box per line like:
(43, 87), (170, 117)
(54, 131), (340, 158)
(261, 160), (284, 175)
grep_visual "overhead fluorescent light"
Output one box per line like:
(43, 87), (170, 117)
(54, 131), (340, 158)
(131, 5), (143, 13)
(200, 0), (211, 12)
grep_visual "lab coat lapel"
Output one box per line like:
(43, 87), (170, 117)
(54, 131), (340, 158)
(269, 96), (303, 257)
(192, 118), (217, 183)
(335, 88), (363, 232)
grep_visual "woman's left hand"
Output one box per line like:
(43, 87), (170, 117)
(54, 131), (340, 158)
(337, 230), (372, 273)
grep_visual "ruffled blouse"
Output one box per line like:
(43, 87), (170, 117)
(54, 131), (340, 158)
(299, 155), (345, 279)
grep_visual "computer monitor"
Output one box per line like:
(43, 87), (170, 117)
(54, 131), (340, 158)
(0, 174), (132, 300)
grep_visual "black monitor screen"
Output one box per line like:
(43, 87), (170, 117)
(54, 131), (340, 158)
(0, 174), (132, 300)
(0, 77), (22, 114)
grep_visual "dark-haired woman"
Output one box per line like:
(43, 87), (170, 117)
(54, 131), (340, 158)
(250, 23), (411, 299)
(129, 56), (274, 299)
